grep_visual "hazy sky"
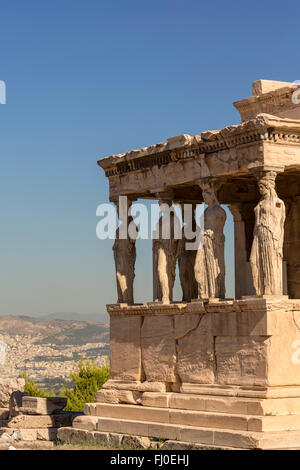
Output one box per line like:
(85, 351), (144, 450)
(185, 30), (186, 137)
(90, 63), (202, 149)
(0, 0), (299, 317)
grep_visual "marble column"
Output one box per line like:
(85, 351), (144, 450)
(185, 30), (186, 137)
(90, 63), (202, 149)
(229, 203), (256, 298)
(112, 197), (137, 304)
(249, 167), (286, 296)
(152, 191), (180, 303)
(194, 179), (226, 299)
(178, 203), (198, 301)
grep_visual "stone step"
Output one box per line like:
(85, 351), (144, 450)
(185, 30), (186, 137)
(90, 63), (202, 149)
(179, 383), (300, 399)
(140, 391), (300, 416)
(57, 426), (245, 450)
(21, 396), (67, 415)
(96, 390), (300, 416)
(142, 392), (258, 414)
(93, 417), (300, 450)
(84, 403), (300, 432)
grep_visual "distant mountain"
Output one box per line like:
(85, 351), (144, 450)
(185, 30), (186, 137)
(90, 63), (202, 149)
(42, 312), (109, 323)
(0, 314), (109, 346)
(0, 314), (110, 393)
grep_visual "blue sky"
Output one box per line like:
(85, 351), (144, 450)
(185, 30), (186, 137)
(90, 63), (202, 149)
(0, 0), (299, 317)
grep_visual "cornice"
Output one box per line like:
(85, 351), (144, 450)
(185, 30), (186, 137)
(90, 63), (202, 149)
(98, 114), (300, 178)
(106, 298), (295, 316)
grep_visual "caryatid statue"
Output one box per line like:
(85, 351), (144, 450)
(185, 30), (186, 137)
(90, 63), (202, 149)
(178, 203), (198, 301)
(194, 180), (226, 299)
(153, 194), (181, 304)
(113, 199), (138, 304)
(250, 169), (286, 296)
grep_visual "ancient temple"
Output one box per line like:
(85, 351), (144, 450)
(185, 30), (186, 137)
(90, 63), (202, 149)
(65, 80), (300, 449)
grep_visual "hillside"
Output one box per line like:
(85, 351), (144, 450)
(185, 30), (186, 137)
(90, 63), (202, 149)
(42, 312), (109, 324)
(0, 315), (110, 393)
(0, 315), (109, 345)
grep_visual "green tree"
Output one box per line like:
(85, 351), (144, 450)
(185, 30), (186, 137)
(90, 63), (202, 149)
(21, 373), (55, 397)
(60, 359), (110, 411)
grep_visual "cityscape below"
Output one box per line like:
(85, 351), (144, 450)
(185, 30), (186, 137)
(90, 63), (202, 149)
(0, 314), (109, 393)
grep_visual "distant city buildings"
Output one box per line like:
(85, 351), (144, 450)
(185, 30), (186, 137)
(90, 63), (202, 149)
(0, 333), (109, 393)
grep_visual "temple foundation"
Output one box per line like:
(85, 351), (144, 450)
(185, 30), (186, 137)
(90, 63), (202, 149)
(63, 299), (300, 449)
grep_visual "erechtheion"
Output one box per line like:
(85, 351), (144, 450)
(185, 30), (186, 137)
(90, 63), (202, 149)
(65, 80), (300, 449)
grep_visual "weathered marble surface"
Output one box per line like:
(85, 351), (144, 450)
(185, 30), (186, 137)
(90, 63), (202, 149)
(141, 316), (176, 383)
(178, 205), (198, 301)
(250, 170), (286, 296)
(195, 180), (226, 299)
(153, 199), (181, 303)
(113, 216), (137, 304)
(107, 299), (300, 390)
(234, 79), (300, 121)
(99, 112), (300, 201)
(175, 313), (215, 384)
(110, 316), (142, 381)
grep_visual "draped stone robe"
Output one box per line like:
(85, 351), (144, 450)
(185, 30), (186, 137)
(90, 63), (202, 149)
(153, 213), (180, 303)
(195, 204), (226, 299)
(113, 225), (136, 304)
(250, 195), (285, 296)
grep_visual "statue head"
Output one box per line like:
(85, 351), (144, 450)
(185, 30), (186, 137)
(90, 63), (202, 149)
(158, 199), (172, 215)
(257, 173), (277, 199)
(200, 180), (220, 206)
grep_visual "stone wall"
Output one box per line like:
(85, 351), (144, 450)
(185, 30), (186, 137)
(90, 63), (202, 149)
(0, 393), (81, 448)
(107, 299), (300, 391)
